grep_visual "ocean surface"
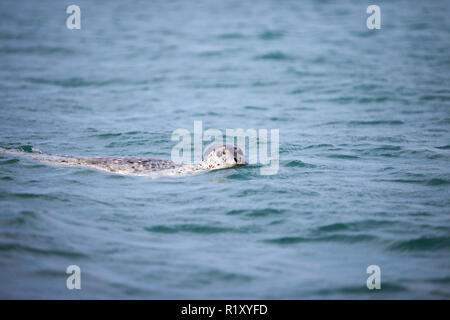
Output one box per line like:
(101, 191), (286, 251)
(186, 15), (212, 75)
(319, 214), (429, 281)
(0, 0), (449, 299)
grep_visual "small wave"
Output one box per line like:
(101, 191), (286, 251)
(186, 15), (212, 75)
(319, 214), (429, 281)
(348, 120), (404, 126)
(225, 172), (250, 180)
(290, 88), (304, 94)
(92, 133), (122, 139)
(327, 154), (359, 160)
(227, 208), (284, 217)
(259, 30), (284, 40)
(244, 105), (268, 111)
(302, 144), (334, 150)
(251, 81), (279, 87)
(371, 145), (402, 152)
(195, 270), (253, 283)
(327, 96), (394, 104)
(26, 77), (138, 88)
(0, 158), (19, 165)
(254, 51), (293, 61)
(1, 192), (61, 201)
(144, 224), (232, 234)
(389, 236), (450, 252)
(375, 178), (450, 186)
(0, 243), (87, 258)
(316, 220), (393, 233)
(226, 208), (284, 217)
(197, 50), (223, 57)
(420, 95), (450, 102)
(426, 178), (450, 186)
(427, 277), (450, 284)
(0, 46), (74, 55)
(285, 160), (316, 168)
(265, 234), (376, 245)
(216, 33), (245, 39)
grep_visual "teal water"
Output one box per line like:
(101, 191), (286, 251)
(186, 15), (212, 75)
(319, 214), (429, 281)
(0, 0), (449, 299)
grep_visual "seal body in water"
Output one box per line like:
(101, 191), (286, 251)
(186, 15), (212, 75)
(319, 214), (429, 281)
(0, 144), (246, 177)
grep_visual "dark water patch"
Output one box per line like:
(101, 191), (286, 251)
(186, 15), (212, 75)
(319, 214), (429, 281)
(426, 178), (450, 186)
(226, 208), (284, 217)
(33, 269), (65, 278)
(91, 133), (122, 139)
(427, 277), (450, 284)
(0, 31), (33, 40)
(290, 88), (303, 94)
(409, 22), (429, 30)
(0, 158), (19, 165)
(259, 30), (284, 40)
(374, 178), (450, 186)
(268, 219), (284, 226)
(420, 95), (450, 102)
(209, 83), (239, 89)
(197, 50), (223, 57)
(124, 131), (143, 136)
(265, 234), (376, 245)
(251, 81), (279, 87)
(226, 172), (250, 180)
(26, 77), (137, 88)
(362, 145), (403, 157)
(317, 220), (394, 233)
(389, 236), (450, 252)
(0, 46), (74, 55)
(244, 105), (267, 111)
(246, 208), (284, 217)
(371, 145), (402, 152)
(326, 154), (359, 160)
(226, 209), (247, 216)
(436, 145), (450, 150)
(270, 117), (290, 122)
(1, 176), (14, 181)
(401, 110), (424, 115)
(191, 111), (220, 117)
(217, 33), (245, 39)
(302, 144), (334, 150)
(2, 192), (61, 201)
(293, 106), (315, 111)
(366, 108), (383, 112)
(145, 224), (232, 234)
(0, 210), (38, 227)
(254, 51), (293, 61)
(285, 160), (316, 168)
(358, 97), (390, 103)
(348, 120), (404, 126)
(353, 84), (381, 91)
(106, 140), (148, 148)
(407, 212), (432, 217)
(317, 223), (349, 232)
(0, 243), (87, 258)
(265, 236), (308, 245)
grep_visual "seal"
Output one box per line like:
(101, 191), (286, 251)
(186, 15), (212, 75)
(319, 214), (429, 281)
(0, 144), (246, 178)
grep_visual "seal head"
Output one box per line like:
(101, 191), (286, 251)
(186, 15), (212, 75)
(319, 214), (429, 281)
(200, 143), (246, 170)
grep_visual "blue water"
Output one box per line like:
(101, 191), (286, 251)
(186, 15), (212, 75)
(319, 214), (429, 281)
(0, 0), (449, 299)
